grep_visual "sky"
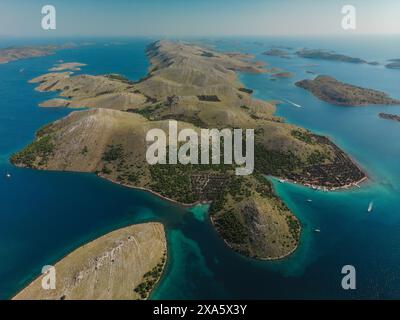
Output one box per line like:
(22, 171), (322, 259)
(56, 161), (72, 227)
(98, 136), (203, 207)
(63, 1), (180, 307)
(1, 0), (400, 37)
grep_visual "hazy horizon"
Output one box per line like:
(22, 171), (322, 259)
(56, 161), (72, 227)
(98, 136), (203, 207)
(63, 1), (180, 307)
(1, 0), (400, 37)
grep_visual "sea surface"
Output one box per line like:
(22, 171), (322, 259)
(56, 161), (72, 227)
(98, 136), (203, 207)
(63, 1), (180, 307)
(1, 36), (400, 299)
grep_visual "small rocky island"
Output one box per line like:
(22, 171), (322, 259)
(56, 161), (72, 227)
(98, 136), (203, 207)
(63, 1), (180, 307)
(296, 49), (367, 64)
(13, 223), (167, 300)
(0, 43), (78, 64)
(296, 75), (400, 106)
(379, 113), (400, 122)
(386, 59), (400, 69)
(262, 49), (290, 58)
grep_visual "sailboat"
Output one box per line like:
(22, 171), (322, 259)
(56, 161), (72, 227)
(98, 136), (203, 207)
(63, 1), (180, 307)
(367, 201), (374, 213)
(5, 172), (11, 178)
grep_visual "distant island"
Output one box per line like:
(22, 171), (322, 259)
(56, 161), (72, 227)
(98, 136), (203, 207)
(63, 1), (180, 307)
(13, 223), (167, 300)
(49, 62), (87, 72)
(296, 49), (367, 64)
(379, 112), (400, 122)
(11, 41), (366, 260)
(272, 71), (294, 79)
(0, 43), (79, 64)
(296, 75), (400, 106)
(262, 49), (290, 58)
(386, 59), (400, 69)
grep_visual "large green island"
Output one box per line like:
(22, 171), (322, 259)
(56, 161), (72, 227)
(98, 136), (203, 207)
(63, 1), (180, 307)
(11, 40), (366, 261)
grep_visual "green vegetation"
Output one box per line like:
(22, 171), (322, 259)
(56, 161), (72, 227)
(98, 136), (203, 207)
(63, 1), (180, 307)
(36, 123), (55, 137)
(81, 146), (88, 155)
(254, 143), (301, 176)
(197, 95), (221, 102)
(291, 129), (314, 144)
(134, 253), (166, 300)
(11, 135), (54, 167)
(238, 88), (253, 94)
(213, 209), (248, 244)
(132, 104), (163, 120)
(102, 144), (124, 162)
(104, 73), (134, 85)
(307, 150), (327, 165)
(285, 214), (300, 241)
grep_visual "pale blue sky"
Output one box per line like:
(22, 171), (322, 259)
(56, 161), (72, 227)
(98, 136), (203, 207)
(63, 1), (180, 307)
(1, 0), (399, 37)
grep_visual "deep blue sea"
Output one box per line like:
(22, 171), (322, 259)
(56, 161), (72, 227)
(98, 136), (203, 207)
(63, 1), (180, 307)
(1, 36), (400, 299)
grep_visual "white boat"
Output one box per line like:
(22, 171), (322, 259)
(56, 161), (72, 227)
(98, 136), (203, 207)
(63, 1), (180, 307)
(367, 201), (374, 213)
(5, 172), (11, 178)
(307, 199), (313, 202)
(279, 179), (286, 183)
(314, 229), (321, 233)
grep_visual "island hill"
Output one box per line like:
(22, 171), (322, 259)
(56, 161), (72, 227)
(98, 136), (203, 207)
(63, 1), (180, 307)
(0, 43), (79, 64)
(11, 40), (366, 261)
(296, 75), (400, 106)
(13, 223), (167, 300)
(296, 49), (379, 65)
(262, 48), (290, 59)
(386, 59), (400, 69)
(379, 113), (400, 122)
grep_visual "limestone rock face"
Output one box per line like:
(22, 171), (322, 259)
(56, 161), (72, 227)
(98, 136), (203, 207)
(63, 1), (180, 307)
(13, 223), (167, 300)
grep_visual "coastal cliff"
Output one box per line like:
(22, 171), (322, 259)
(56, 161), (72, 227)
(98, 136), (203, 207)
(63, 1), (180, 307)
(13, 223), (167, 300)
(11, 40), (367, 260)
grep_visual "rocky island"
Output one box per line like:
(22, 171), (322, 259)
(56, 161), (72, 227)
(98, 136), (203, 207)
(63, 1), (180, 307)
(262, 49), (290, 58)
(379, 113), (400, 122)
(296, 75), (400, 106)
(13, 223), (167, 300)
(386, 59), (400, 69)
(11, 40), (366, 260)
(49, 62), (87, 72)
(0, 43), (78, 64)
(296, 49), (367, 64)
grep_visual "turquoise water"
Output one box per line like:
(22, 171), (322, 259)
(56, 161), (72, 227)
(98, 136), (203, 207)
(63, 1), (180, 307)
(1, 36), (400, 299)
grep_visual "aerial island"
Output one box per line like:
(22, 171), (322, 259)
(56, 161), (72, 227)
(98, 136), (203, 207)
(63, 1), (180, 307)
(386, 59), (400, 69)
(296, 75), (400, 106)
(262, 48), (290, 58)
(379, 113), (400, 122)
(13, 223), (167, 300)
(271, 71), (294, 79)
(11, 40), (366, 261)
(0, 43), (79, 64)
(49, 62), (87, 71)
(296, 49), (368, 64)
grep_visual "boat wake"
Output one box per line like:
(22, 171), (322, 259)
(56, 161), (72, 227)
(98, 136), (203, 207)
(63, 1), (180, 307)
(284, 99), (303, 108)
